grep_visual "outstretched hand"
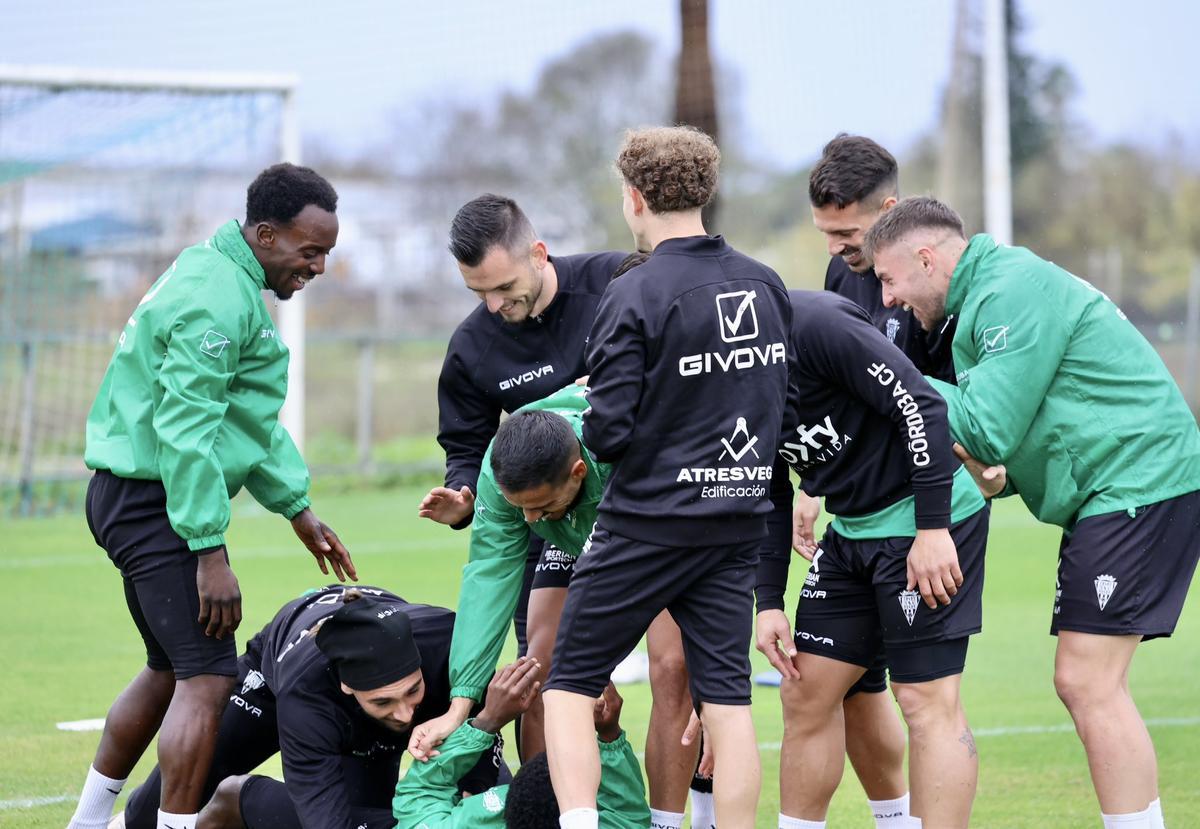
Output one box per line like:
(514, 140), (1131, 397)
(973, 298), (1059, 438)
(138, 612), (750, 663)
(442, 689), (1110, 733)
(473, 656), (541, 735)
(290, 508), (356, 582)
(593, 683), (624, 742)
(792, 491), (820, 560)
(418, 486), (475, 526)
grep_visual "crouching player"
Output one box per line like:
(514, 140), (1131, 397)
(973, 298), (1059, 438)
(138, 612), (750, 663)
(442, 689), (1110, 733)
(410, 383), (699, 827)
(116, 586), (501, 829)
(756, 290), (990, 829)
(395, 662), (648, 828)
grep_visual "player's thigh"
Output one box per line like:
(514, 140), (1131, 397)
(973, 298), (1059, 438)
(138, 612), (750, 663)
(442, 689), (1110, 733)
(792, 528), (883, 670)
(667, 542), (759, 707)
(872, 509), (987, 659)
(547, 527), (689, 698)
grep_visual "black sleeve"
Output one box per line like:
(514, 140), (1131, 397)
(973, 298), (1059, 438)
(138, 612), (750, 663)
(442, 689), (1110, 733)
(275, 694), (357, 829)
(581, 282), (645, 463)
(755, 454), (795, 612)
(807, 300), (957, 528)
(437, 339), (501, 525)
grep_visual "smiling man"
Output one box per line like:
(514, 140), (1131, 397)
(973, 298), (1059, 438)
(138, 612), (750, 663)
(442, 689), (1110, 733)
(70, 164), (356, 829)
(420, 195), (628, 686)
(866, 196), (1200, 829)
(115, 587), (501, 829)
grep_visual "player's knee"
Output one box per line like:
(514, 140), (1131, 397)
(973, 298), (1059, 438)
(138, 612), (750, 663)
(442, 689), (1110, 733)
(892, 678), (959, 728)
(780, 676), (837, 721)
(648, 649), (689, 705)
(201, 775), (248, 829)
(176, 673), (236, 714)
(1052, 660), (1116, 711)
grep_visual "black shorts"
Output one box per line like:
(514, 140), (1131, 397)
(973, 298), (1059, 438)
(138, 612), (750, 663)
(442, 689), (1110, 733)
(546, 524), (758, 706)
(792, 507), (989, 684)
(1052, 490), (1200, 640)
(85, 470), (237, 679)
(845, 650), (888, 697)
(531, 543), (575, 590)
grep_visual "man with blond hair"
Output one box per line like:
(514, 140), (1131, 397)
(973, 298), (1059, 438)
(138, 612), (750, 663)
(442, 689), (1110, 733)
(867, 196), (1200, 829)
(542, 126), (792, 829)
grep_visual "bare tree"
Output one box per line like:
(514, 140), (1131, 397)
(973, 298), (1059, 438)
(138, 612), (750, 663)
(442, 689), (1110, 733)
(676, 0), (721, 231)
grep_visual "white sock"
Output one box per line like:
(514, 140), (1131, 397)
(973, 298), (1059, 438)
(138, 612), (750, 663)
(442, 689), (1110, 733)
(1101, 804), (1155, 829)
(1149, 799), (1165, 829)
(650, 808), (685, 829)
(869, 793), (911, 828)
(66, 765), (127, 829)
(559, 807), (599, 829)
(690, 789), (716, 828)
(156, 810), (197, 829)
(779, 815), (825, 829)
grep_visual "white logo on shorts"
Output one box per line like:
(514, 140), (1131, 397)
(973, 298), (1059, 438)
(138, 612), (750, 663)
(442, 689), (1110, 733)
(1094, 574), (1118, 611)
(241, 669), (265, 695)
(899, 590), (921, 626)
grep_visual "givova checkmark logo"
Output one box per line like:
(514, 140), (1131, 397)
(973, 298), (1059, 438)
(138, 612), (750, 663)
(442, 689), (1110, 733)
(715, 290), (759, 343)
(982, 325), (1009, 353)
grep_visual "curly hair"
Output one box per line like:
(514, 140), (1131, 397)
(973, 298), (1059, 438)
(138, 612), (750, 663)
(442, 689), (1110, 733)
(616, 126), (719, 214)
(503, 752), (559, 828)
(245, 163), (338, 225)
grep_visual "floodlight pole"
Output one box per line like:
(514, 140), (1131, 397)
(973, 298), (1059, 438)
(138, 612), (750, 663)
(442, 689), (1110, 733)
(278, 87), (306, 453)
(982, 0), (1013, 245)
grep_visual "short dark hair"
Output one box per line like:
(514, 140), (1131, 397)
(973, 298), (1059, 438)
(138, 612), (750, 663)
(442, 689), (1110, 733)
(449, 194), (536, 267)
(863, 196), (966, 260)
(612, 251), (650, 279)
(245, 163), (338, 225)
(808, 134), (898, 210)
(490, 410), (579, 494)
(503, 753), (558, 828)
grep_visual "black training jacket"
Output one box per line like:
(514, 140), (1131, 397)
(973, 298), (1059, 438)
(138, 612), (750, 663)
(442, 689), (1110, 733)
(437, 251), (628, 500)
(583, 235), (791, 546)
(755, 292), (959, 611)
(825, 257), (958, 383)
(251, 586), (493, 829)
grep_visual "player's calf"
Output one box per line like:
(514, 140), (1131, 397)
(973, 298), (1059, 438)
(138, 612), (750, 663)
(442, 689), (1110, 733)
(196, 775), (248, 829)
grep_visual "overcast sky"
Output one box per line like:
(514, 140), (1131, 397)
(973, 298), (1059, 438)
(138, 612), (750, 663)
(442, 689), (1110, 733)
(2, 0), (1196, 169)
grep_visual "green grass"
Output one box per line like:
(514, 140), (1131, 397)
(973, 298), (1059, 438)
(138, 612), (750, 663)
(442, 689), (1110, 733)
(4, 489), (1198, 828)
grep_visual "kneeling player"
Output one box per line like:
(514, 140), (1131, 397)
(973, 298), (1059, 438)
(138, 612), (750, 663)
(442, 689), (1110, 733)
(756, 290), (990, 829)
(117, 586), (501, 829)
(395, 663), (648, 828)
(410, 384), (699, 827)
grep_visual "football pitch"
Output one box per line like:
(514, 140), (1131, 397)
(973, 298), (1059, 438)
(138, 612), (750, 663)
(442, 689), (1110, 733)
(5, 486), (1198, 828)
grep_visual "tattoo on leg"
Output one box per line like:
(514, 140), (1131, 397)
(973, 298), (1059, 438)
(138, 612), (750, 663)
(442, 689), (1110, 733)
(959, 728), (977, 758)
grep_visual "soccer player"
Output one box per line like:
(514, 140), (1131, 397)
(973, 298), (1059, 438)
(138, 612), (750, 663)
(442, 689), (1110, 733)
(542, 126), (792, 829)
(395, 668), (649, 828)
(418, 194), (629, 745)
(117, 586), (503, 829)
(756, 289), (990, 829)
(783, 132), (961, 825)
(410, 383), (698, 828)
(69, 164), (356, 829)
(865, 196), (1200, 829)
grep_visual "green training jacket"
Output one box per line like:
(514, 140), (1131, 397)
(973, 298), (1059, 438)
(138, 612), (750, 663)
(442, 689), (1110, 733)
(447, 384), (606, 701)
(84, 220), (310, 551)
(393, 723), (650, 829)
(929, 234), (1200, 528)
